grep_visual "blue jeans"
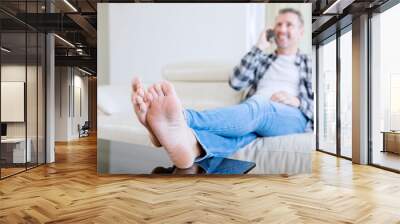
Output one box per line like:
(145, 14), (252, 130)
(184, 95), (307, 162)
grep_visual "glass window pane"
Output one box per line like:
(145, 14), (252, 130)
(38, 32), (45, 165)
(1, 31), (27, 177)
(371, 3), (400, 171)
(26, 0), (39, 169)
(318, 38), (337, 154)
(27, 31), (38, 169)
(340, 30), (352, 158)
(0, 1), (46, 179)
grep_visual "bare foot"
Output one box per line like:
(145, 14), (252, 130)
(131, 78), (161, 147)
(146, 81), (202, 169)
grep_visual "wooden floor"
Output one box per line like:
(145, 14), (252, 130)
(1, 135), (400, 223)
(1, 163), (45, 178)
(372, 150), (400, 171)
(1, 167), (26, 178)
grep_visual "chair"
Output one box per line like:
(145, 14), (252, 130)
(79, 121), (90, 138)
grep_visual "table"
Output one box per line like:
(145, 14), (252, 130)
(1, 138), (32, 164)
(381, 131), (400, 154)
(97, 138), (255, 175)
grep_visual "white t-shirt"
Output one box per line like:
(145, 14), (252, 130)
(254, 54), (300, 100)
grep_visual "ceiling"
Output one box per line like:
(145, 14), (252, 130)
(0, 0), (393, 75)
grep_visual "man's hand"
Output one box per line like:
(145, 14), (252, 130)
(256, 28), (272, 51)
(270, 91), (300, 108)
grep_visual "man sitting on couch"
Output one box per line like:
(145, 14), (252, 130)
(131, 8), (313, 169)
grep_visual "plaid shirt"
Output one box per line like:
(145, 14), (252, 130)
(229, 46), (314, 132)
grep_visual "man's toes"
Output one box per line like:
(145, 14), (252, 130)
(131, 92), (137, 104)
(135, 96), (147, 113)
(137, 87), (145, 97)
(131, 78), (137, 92)
(132, 96), (142, 114)
(138, 103), (147, 113)
(148, 85), (158, 100)
(144, 92), (153, 103)
(161, 81), (175, 96)
(154, 84), (164, 97)
(132, 77), (141, 92)
(136, 95), (145, 105)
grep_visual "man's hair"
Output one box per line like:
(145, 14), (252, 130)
(278, 8), (304, 26)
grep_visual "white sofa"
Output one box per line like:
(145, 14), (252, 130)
(98, 62), (315, 174)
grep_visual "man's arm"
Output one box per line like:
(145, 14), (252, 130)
(229, 46), (266, 91)
(229, 29), (272, 91)
(298, 55), (314, 123)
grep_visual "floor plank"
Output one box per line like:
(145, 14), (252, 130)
(1, 135), (400, 223)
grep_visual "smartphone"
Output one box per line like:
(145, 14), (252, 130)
(152, 157), (256, 175)
(266, 29), (275, 42)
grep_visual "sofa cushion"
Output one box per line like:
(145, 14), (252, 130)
(98, 85), (121, 115)
(98, 84), (134, 115)
(172, 82), (242, 110)
(230, 133), (315, 174)
(98, 113), (153, 146)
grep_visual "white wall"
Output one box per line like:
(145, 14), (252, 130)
(1, 82), (24, 122)
(1, 64), (47, 164)
(1, 65), (39, 138)
(98, 3), (311, 86)
(72, 74), (89, 138)
(55, 67), (89, 141)
(98, 3), (266, 85)
(1, 66), (26, 127)
(55, 67), (70, 141)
